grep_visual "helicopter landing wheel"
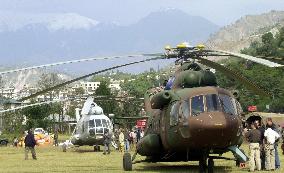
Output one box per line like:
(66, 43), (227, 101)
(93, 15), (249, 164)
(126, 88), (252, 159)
(208, 158), (214, 173)
(123, 152), (132, 171)
(199, 157), (207, 173)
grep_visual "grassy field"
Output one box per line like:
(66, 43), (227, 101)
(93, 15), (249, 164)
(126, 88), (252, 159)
(0, 144), (283, 173)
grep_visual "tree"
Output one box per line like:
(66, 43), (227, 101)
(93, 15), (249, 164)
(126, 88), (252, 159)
(73, 87), (85, 95)
(94, 81), (121, 116)
(21, 103), (52, 130)
(216, 58), (284, 113)
(1, 105), (25, 134)
(256, 32), (278, 56)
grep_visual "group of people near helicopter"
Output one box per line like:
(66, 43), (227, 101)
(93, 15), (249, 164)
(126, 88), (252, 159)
(244, 117), (283, 172)
(111, 127), (144, 153)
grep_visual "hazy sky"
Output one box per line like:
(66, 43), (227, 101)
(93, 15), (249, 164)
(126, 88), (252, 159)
(0, 0), (283, 26)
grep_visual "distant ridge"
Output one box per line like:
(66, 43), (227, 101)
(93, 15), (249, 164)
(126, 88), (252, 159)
(206, 10), (284, 52)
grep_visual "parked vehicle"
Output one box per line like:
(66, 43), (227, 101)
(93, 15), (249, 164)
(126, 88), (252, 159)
(0, 138), (8, 146)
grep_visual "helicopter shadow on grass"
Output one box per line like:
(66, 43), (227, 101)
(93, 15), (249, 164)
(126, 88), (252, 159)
(73, 148), (99, 153)
(135, 163), (233, 173)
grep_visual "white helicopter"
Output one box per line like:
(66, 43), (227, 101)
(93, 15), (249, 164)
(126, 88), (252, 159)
(62, 96), (117, 152)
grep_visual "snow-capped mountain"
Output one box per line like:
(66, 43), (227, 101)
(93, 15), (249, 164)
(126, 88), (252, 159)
(0, 12), (100, 32)
(0, 9), (219, 73)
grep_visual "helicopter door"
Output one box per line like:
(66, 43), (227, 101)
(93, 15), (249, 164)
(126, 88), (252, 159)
(160, 108), (170, 149)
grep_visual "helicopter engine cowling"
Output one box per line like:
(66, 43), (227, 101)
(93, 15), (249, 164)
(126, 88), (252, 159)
(172, 70), (217, 89)
(137, 134), (161, 156)
(150, 91), (171, 109)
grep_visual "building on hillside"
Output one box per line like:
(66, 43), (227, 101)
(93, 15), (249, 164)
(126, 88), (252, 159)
(73, 81), (122, 94)
(0, 86), (16, 99)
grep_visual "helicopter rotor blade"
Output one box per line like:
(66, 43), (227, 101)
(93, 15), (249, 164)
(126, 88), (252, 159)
(198, 57), (271, 97)
(0, 99), (69, 114)
(0, 54), (147, 75)
(209, 49), (283, 68)
(18, 56), (164, 102)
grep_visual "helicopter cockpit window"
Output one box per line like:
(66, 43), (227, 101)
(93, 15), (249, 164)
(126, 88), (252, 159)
(95, 119), (102, 127)
(206, 94), (221, 112)
(89, 119), (95, 128)
(191, 95), (204, 116)
(102, 119), (107, 127)
(96, 127), (103, 134)
(219, 94), (237, 116)
(107, 120), (112, 128)
(170, 102), (179, 126)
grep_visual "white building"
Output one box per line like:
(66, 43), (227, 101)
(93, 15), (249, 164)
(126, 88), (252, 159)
(73, 80), (121, 94)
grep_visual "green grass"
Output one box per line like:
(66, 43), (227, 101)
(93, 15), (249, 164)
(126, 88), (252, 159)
(0, 144), (283, 173)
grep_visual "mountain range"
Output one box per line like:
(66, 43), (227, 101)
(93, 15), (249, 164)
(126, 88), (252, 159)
(1, 10), (284, 91)
(0, 9), (219, 66)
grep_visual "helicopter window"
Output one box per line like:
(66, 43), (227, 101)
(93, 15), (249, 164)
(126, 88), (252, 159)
(170, 102), (179, 126)
(191, 95), (204, 116)
(219, 94), (237, 116)
(89, 119), (95, 128)
(102, 119), (107, 127)
(96, 127), (103, 134)
(206, 94), (221, 112)
(179, 100), (190, 122)
(95, 119), (102, 127)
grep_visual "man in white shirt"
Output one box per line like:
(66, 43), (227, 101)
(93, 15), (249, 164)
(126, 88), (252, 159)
(264, 127), (280, 170)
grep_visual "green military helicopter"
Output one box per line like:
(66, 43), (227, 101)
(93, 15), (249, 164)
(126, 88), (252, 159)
(1, 42), (282, 173)
(122, 43), (282, 173)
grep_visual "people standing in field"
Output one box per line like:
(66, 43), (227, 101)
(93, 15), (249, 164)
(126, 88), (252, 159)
(118, 129), (125, 152)
(136, 128), (141, 143)
(13, 137), (18, 147)
(255, 120), (266, 170)
(265, 118), (281, 170)
(103, 129), (112, 155)
(129, 130), (136, 148)
(264, 119), (280, 171)
(140, 129), (144, 138)
(24, 129), (37, 160)
(54, 129), (59, 146)
(124, 128), (130, 152)
(246, 123), (261, 172)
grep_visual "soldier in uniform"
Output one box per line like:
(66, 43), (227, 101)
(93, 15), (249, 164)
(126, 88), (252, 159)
(246, 123), (261, 172)
(103, 129), (112, 154)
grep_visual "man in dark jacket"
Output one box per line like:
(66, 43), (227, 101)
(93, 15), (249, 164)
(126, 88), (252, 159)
(24, 129), (37, 160)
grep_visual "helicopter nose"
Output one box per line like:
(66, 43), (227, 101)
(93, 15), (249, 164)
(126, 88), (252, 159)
(187, 112), (240, 148)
